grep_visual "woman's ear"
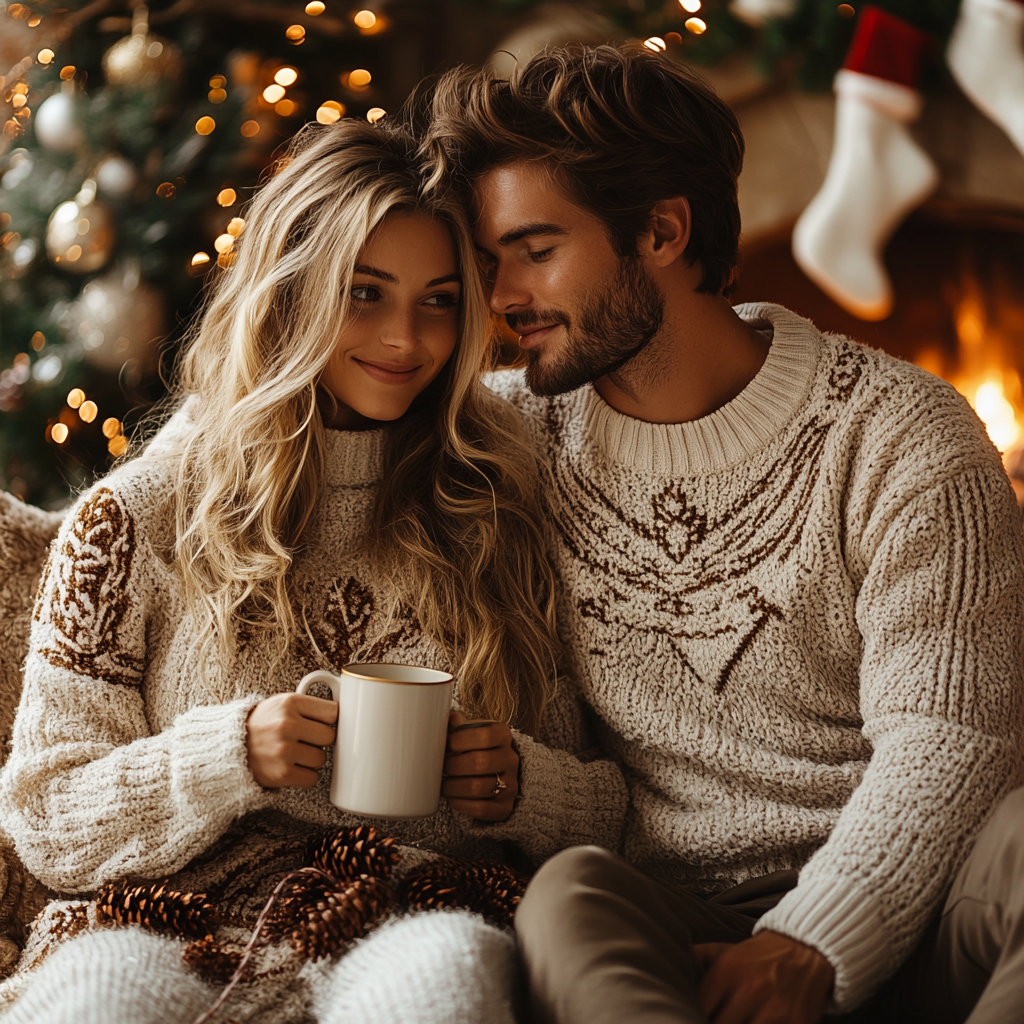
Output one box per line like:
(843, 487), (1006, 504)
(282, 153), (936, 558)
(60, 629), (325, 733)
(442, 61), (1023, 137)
(639, 197), (692, 268)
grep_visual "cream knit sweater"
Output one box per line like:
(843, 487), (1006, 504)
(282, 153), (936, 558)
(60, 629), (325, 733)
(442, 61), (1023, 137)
(0, 423), (624, 908)
(482, 302), (1024, 1012)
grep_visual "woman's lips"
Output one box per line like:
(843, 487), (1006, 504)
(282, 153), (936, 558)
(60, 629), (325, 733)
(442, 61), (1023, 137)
(517, 324), (559, 349)
(354, 358), (421, 385)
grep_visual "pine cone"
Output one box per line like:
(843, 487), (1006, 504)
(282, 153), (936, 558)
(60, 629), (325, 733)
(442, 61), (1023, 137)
(399, 859), (527, 928)
(264, 868), (391, 962)
(308, 826), (399, 882)
(96, 879), (217, 939)
(182, 936), (246, 985)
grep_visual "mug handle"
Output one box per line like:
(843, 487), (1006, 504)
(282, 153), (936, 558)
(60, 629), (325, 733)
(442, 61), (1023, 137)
(296, 670), (341, 701)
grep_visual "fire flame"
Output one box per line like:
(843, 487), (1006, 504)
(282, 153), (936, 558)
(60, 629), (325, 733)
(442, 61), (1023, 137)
(915, 282), (1023, 465)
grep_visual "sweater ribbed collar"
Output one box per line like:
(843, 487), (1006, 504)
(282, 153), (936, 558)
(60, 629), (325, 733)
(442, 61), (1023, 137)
(581, 302), (822, 477)
(323, 427), (386, 487)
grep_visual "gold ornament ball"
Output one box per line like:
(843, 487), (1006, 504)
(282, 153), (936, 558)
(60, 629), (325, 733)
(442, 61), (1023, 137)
(67, 264), (164, 375)
(102, 30), (182, 89)
(45, 182), (116, 274)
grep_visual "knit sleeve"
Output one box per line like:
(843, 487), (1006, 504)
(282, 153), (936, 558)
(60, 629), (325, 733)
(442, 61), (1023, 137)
(0, 483), (269, 893)
(454, 678), (628, 862)
(755, 461), (1024, 1011)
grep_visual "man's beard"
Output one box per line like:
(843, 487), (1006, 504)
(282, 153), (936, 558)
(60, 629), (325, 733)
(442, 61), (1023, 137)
(506, 257), (666, 398)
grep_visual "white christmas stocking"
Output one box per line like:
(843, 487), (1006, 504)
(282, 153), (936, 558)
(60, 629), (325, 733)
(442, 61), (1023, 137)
(948, 0), (1024, 157)
(792, 7), (938, 320)
(729, 0), (798, 28)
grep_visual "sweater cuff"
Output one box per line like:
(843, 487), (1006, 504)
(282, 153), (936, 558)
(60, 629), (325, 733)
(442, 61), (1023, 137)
(753, 875), (895, 1012)
(170, 694), (269, 821)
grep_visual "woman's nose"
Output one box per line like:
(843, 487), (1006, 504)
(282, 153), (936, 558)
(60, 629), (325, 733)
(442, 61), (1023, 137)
(380, 309), (418, 351)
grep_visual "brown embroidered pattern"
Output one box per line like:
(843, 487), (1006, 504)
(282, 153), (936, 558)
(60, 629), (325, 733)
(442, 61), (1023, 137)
(295, 576), (375, 671)
(39, 488), (143, 686)
(295, 576), (423, 672)
(827, 342), (867, 402)
(542, 350), (866, 697)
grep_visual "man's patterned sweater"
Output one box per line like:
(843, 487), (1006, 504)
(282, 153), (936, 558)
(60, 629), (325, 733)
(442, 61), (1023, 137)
(483, 302), (1024, 1011)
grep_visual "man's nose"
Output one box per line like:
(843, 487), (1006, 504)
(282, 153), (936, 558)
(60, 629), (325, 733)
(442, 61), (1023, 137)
(489, 264), (531, 315)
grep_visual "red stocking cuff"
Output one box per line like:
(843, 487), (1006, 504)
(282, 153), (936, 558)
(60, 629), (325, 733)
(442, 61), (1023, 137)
(842, 6), (933, 89)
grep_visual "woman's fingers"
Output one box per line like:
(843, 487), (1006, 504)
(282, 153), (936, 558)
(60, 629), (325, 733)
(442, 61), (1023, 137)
(293, 742), (328, 771)
(295, 718), (336, 748)
(442, 773), (509, 800)
(447, 793), (516, 821)
(444, 747), (516, 777)
(447, 721), (506, 753)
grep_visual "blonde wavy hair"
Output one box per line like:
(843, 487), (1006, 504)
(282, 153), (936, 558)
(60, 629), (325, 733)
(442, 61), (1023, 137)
(161, 119), (558, 732)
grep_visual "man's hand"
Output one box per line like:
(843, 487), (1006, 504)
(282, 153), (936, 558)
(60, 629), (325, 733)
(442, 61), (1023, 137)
(245, 693), (338, 788)
(442, 711), (519, 822)
(694, 930), (834, 1024)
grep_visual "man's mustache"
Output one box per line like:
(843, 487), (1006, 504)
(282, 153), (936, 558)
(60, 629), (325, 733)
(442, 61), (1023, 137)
(505, 309), (571, 334)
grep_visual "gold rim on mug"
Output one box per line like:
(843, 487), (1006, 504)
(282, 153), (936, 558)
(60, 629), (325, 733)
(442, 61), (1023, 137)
(341, 662), (454, 686)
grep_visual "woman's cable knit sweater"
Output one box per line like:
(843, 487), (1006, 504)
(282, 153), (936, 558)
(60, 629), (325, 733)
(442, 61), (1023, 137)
(0, 422), (625, 1017)
(483, 302), (1024, 1012)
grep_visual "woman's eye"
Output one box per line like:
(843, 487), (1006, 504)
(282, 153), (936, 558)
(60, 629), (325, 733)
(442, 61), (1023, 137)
(423, 292), (460, 309)
(351, 284), (381, 302)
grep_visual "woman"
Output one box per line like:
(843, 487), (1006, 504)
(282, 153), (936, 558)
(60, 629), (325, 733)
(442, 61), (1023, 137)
(0, 119), (621, 1024)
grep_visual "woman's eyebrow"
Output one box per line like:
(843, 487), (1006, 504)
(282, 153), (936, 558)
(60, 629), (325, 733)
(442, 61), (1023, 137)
(354, 263), (398, 283)
(426, 273), (460, 287)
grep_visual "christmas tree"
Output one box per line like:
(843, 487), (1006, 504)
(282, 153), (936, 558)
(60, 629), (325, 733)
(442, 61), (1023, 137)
(0, 0), (395, 505)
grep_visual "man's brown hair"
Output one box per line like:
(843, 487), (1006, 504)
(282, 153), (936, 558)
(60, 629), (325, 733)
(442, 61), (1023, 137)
(417, 44), (745, 295)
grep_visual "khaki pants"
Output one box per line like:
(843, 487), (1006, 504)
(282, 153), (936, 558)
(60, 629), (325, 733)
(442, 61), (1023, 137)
(515, 786), (1024, 1024)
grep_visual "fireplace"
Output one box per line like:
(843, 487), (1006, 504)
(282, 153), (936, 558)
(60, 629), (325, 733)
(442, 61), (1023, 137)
(732, 210), (1024, 501)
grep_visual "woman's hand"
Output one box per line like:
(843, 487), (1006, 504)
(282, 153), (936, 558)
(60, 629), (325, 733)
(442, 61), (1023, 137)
(442, 711), (519, 822)
(245, 693), (338, 788)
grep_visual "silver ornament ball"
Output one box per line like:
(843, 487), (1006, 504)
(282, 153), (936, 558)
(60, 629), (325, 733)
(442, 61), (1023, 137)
(45, 181), (116, 274)
(68, 264), (164, 375)
(95, 155), (138, 198)
(34, 92), (85, 153)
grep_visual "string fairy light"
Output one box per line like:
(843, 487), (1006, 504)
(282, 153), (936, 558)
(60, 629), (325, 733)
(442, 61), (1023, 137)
(262, 83), (286, 104)
(241, 120), (260, 137)
(191, 251), (211, 266)
(67, 388), (85, 409)
(216, 189), (237, 206)
(226, 217), (245, 237)
(102, 417), (121, 439)
(366, 107), (386, 124)
(108, 434), (128, 456)
(50, 423), (69, 444)
(31, 331), (45, 351)
(195, 116), (216, 135)
(685, 17), (707, 33)
(214, 233), (234, 253)
(286, 24), (306, 43)
(78, 400), (98, 423)
(59, 65), (75, 79)
(37, 49), (54, 64)
(316, 100), (345, 124)
(837, 4), (856, 15)
(354, 10), (376, 29)
(274, 67), (298, 87)
(348, 68), (371, 88)
(275, 99), (296, 116)
(305, 1), (326, 13)
(643, 36), (667, 52)
(679, 0), (702, 11)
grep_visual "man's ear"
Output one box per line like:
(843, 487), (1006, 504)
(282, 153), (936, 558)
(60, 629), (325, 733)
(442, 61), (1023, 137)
(640, 197), (692, 268)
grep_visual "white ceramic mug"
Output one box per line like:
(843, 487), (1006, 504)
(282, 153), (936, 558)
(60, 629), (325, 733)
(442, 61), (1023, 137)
(296, 662), (454, 820)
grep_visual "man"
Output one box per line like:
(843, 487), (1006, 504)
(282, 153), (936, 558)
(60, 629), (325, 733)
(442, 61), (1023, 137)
(420, 45), (1024, 1024)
